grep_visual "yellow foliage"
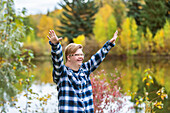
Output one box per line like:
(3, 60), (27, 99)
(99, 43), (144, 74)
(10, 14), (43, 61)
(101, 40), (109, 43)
(13, 66), (16, 70)
(98, 4), (113, 28)
(26, 35), (31, 44)
(146, 28), (153, 42)
(144, 28), (153, 51)
(107, 15), (117, 39)
(154, 66), (165, 86)
(73, 35), (85, 46)
(54, 19), (61, 34)
(153, 29), (164, 51)
(163, 20), (170, 52)
(93, 14), (106, 45)
(93, 3), (117, 46)
(50, 9), (63, 18)
(164, 20), (170, 39)
(37, 15), (54, 40)
(146, 83), (150, 86)
(119, 18), (131, 50)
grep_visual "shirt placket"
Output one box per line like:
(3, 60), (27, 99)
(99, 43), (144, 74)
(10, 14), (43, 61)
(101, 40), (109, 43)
(78, 75), (86, 112)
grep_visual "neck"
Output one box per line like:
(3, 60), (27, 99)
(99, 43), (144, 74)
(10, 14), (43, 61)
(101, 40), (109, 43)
(65, 62), (80, 71)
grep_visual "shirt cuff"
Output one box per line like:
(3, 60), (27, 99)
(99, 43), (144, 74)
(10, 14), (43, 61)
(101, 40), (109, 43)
(108, 41), (115, 47)
(49, 41), (59, 50)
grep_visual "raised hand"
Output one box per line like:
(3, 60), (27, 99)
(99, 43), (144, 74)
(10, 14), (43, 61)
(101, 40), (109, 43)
(47, 30), (62, 44)
(110, 30), (118, 44)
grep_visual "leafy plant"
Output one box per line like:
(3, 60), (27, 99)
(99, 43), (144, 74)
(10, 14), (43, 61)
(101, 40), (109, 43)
(132, 68), (168, 113)
(91, 70), (125, 113)
(0, 0), (35, 112)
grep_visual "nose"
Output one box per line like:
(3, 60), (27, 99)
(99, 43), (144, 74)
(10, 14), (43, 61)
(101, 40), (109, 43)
(78, 55), (84, 59)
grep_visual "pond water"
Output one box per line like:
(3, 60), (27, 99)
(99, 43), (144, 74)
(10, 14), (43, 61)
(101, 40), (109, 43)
(1, 56), (170, 113)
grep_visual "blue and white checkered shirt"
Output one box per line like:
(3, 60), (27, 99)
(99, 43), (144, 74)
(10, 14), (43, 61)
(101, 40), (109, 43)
(50, 41), (115, 113)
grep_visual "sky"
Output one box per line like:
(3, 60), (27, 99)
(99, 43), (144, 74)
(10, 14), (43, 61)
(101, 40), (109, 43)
(14, 0), (62, 15)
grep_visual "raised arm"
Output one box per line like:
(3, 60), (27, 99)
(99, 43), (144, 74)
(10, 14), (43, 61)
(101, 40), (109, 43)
(83, 30), (118, 74)
(47, 30), (64, 84)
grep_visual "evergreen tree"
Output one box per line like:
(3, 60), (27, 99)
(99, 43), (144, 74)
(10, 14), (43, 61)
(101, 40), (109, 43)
(57, 0), (98, 43)
(126, 0), (143, 26)
(165, 0), (170, 18)
(140, 0), (168, 37)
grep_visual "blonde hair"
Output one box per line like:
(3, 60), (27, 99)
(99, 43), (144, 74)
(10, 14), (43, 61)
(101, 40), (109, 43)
(64, 43), (83, 61)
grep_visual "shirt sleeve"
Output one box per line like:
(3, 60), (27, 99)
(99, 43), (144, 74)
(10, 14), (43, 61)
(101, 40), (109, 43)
(83, 41), (115, 74)
(49, 41), (64, 84)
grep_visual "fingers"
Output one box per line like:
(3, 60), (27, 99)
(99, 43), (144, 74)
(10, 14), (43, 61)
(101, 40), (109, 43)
(58, 37), (62, 41)
(49, 31), (51, 38)
(51, 30), (55, 37)
(114, 30), (118, 36)
(47, 35), (51, 40)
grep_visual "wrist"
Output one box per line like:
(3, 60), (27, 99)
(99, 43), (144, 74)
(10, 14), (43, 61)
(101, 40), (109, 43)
(49, 41), (59, 46)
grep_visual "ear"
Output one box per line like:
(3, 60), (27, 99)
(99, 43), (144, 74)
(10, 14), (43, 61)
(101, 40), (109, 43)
(67, 55), (70, 61)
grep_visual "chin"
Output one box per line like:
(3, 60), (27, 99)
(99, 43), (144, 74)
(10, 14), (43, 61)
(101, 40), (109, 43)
(78, 63), (82, 66)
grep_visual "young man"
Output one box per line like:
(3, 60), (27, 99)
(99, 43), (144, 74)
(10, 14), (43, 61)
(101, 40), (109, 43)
(47, 30), (118, 113)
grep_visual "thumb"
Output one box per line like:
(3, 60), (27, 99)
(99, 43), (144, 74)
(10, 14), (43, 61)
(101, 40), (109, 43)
(58, 37), (62, 41)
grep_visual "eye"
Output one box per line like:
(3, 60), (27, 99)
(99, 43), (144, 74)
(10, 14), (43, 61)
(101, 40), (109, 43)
(75, 54), (79, 56)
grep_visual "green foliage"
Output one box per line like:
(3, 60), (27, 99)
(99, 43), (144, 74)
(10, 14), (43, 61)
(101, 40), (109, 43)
(165, 0), (170, 18)
(140, 0), (168, 37)
(0, 0), (35, 111)
(57, 0), (98, 43)
(126, 0), (169, 37)
(126, 0), (143, 26)
(111, 0), (126, 28)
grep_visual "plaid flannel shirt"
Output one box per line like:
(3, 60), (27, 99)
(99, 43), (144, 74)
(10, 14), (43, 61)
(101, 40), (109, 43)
(50, 41), (115, 113)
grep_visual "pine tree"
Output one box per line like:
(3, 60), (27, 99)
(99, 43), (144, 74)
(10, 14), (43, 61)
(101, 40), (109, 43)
(140, 0), (168, 37)
(127, 0), (143, 26)
(165, 0), (170, 18)
(57, 0), (98, 43)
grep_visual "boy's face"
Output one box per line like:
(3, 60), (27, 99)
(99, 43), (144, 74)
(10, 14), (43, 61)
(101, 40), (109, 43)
(68, 49), (84, 67)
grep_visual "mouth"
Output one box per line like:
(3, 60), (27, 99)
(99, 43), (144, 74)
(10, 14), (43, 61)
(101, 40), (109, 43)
(77, 59), (83, 62)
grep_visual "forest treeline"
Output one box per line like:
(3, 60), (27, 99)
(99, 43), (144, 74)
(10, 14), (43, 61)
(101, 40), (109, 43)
(23, 0), (170, 57)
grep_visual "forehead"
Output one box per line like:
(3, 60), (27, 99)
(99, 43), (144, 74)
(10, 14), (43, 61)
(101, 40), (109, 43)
(74, 49), (83, 54)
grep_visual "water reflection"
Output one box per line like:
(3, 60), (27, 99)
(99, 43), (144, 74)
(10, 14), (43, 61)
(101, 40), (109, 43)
(98, 56), (170, 112)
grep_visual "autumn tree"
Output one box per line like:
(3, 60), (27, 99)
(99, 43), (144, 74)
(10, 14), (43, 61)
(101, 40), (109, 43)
(37, 15), (54, 39)
(93, 4), (117, 46)
(95, 0), (126, 28)
(48, 9), (63, 35)
(57, 0), (98, 43)
(163, 20), (170, 53)
(110, 0), (126, 28)
(119, 17), (139, 55)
